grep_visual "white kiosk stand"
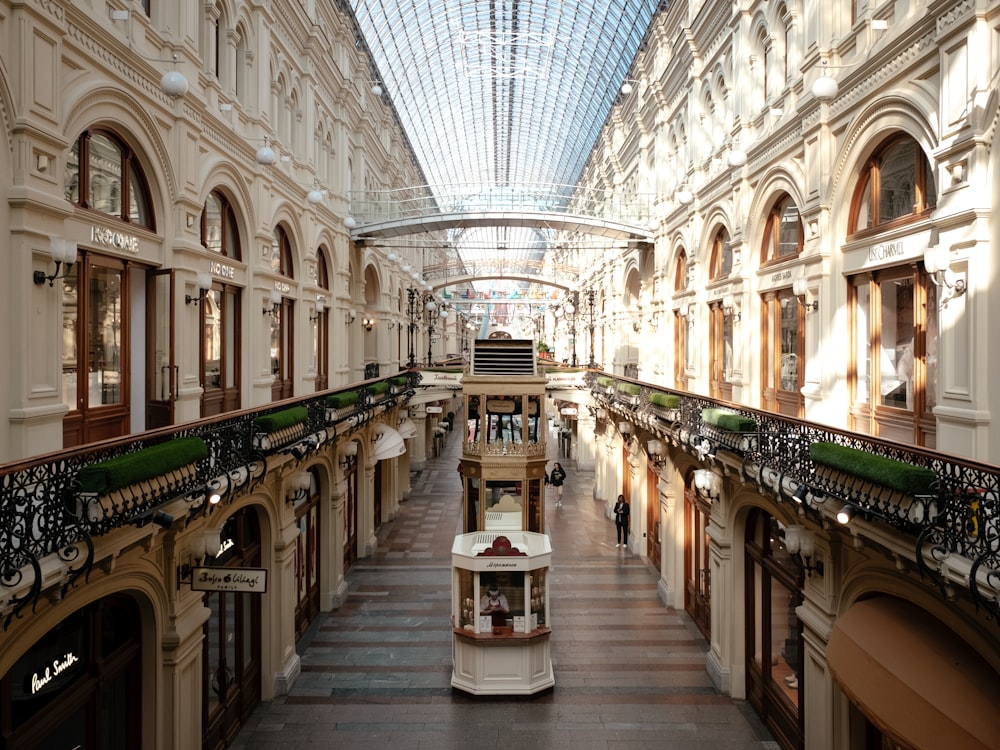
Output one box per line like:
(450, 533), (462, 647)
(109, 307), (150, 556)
(450, 532), (554, 695)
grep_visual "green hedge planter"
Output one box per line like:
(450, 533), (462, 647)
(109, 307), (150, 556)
(390, 376), (409, 387)
(650, 393), (681, 409)
(809, 442), (936, 496)
(77, 437), (208, 494)
(254, 406), (308, 434)
(702, 408), (756, 433)
(326, 391), (359, 409)
(618, 383), (642, 396)
(596, 376), (614, 388)
(369, 381), (390, 395)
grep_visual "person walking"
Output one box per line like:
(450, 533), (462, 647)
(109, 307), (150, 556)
(548, 462), (567, 506)
(614, 494), (630, 548)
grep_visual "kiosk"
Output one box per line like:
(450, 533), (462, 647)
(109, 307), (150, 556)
(451, 532), (554, 695)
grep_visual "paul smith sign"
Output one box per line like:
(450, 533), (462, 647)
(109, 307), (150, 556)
(192, 567), (268, 593)
(91, 224), (140, 254)
(29, 652), (81, 696)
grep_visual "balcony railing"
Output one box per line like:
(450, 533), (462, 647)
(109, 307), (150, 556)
(584, 371), (1000, 625)
(0, 371), (419, 629)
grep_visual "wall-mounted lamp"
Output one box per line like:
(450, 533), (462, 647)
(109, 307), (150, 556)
(618, 421), (632, 437)
(811, 60), (839, 102)
(159, 54), (189, 97)
(362, 316), (375, 332)
(696, 438), (717, 461)
(836, 504), (855, 525)
(344, 216), (358, 229)
(369, 81), (384, 97)
(346, 308), (357, 324)
(722, 293), (741, 321)
(34, 237), (77, 286)
(924, 244), (966, 303)
(286, 471), (312, 504)
(256, 136), (278, 165)
(338, 440), (359, 470)
(783, 524), (824, 577)
(186, 271), (213, 305)
(620, 78), (639, 96)
(309, 297), (327, 322)
(307, 181), (327, 205)
(177, 526), (223, 584)
(727, 145), (748, 168)
(647, 439), (666, 467)
(134, 508), (174, 529)
(192, 526), (222, 564)
(263, 289), (282, 316)
(792, 278), (819, 312)
(676, 186), (694, 206)
(693, 468), (722, 502)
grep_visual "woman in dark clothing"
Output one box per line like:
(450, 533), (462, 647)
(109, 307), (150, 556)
(548, 462), (567, 506)
(614, 494), (630, 548)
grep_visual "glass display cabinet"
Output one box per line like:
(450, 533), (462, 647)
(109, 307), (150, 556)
(450, 532), (554, 695)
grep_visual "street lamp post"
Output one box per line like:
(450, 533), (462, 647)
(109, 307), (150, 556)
(567, 291), (579, 367)
(586, 289), (596, 367)
(424, 297), (438, 366)
(406, 287), (419, 368)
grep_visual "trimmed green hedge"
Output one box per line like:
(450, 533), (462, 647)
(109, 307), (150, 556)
(369, 381), (389, 394)
(702, 408), (756, 433)
(618, 382), (642, 396)
(77, 437), (208, 494)
(650, 393), (681, 409)
(809, 442), (936, 496)
(326, 391), (359, 409)
(596, 376), (614, 388)
(254, 406), (308, 434)
(390, 376), (409, 387)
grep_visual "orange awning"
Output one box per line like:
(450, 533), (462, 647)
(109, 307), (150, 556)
(827, 596), (1000, 750)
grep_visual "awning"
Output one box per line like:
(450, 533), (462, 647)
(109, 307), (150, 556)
(396, 418), (418, 439)
(371, 423), (406, 461)
(827, 596), (1000, 750)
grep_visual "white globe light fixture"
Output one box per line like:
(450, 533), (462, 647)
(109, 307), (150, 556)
(811, 74), (839, 102)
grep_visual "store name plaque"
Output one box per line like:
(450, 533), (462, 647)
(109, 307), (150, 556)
(191, 567), (267, 593)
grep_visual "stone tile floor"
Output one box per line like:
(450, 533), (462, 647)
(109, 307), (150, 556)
(232, 430), (777, 749)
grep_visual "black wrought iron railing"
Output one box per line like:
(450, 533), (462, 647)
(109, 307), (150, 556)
(585, 370), (1000, 624)
(0, 371), (419, 629)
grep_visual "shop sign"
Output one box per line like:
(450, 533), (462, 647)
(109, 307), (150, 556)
(192, 567), (267, 593)
(13, 617), (86, 700)
(90, 224), (140, 254)
(210, 261), (236, 279)
(487, 399), (516, 413)
(27, 652), (81, 697)
(560, 407), (578, 416)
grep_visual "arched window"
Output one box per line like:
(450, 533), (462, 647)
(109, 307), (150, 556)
(674, 249), (688, 292)
(65, 129), (154, 228)
(273, 226), (294, 277)
(201, 190), (242, 260)
(850, 134), (937, 236)
(710, 228), (732, 280)
(761, 194), (802, 264)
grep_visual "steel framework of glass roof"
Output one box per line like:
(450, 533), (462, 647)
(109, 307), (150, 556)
(351, 0), (660, 295)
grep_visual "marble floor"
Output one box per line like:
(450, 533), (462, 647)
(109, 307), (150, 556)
(232, 429), (777, 749)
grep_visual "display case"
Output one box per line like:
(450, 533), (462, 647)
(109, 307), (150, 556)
(450, 531), (554, 695)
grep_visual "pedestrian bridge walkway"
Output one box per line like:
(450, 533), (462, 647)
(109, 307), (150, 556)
(346, 183), (657, 241)
(232, 425), (777, 750)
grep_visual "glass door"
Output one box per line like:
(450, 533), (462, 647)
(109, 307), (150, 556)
(62, 255), (130, 447)
(146, 269), (174, 429)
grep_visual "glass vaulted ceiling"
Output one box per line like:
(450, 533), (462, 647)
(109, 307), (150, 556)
(351, 0), (660, 294)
